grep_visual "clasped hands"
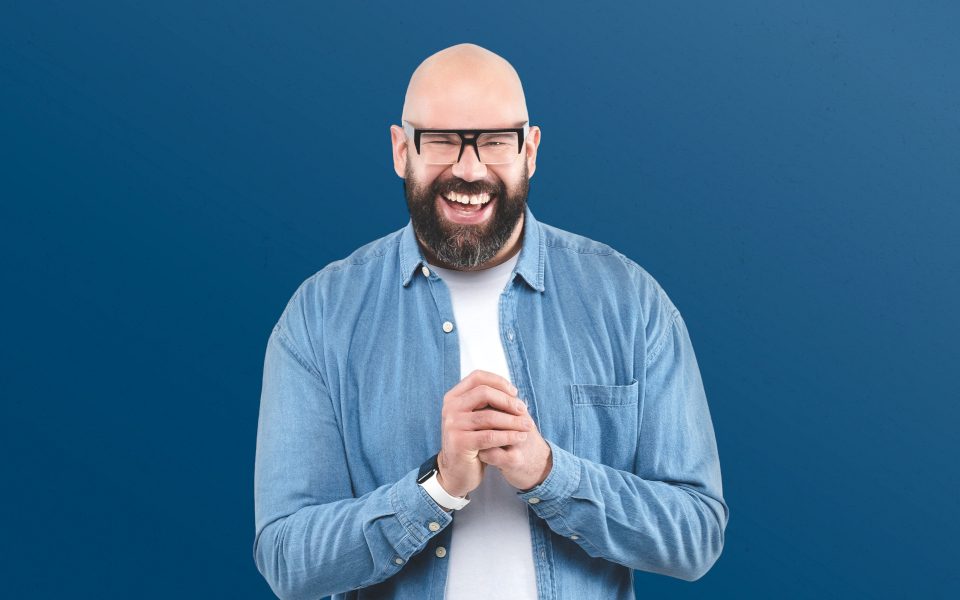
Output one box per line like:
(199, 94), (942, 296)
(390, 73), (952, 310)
(436, 369), (553, 498)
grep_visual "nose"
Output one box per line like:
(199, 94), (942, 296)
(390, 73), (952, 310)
(451, 142), (487, 182)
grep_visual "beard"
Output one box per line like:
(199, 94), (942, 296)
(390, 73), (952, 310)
(403, 160), (528, 270)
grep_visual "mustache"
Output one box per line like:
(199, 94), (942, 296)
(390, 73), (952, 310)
(433, 179), (502, 197)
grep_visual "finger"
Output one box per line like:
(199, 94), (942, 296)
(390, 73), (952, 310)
(468, 429), (528, 451)
(447, 369), (518, 399)
(477, 447), (509, 466)
(460, 385), (527, 415)
(461, 409), (532, 432)
(478, 446), (522, 469)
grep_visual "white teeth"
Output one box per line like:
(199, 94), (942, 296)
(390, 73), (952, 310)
(444, 192), (491, 205)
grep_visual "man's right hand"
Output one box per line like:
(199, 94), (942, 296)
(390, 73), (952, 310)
(436, 370), (533, 498)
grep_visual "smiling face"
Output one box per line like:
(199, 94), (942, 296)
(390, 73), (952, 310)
(390, 44), (541, 271)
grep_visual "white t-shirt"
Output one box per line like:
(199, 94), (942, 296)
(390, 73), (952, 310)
(426, 251), (538, 600)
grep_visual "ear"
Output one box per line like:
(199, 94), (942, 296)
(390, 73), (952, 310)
(390, 125), (408, 178)
(524, 126), (541, 179)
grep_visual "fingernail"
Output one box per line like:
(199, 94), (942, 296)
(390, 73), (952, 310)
(518, 432), (528, 441)
(517, 401), (527, 412)
(510, 385), (519, 395)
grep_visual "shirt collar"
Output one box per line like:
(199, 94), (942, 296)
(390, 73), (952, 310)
(399, 203), (546, 293)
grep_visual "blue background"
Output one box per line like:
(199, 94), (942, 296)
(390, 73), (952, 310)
(2, 1), (958, 598)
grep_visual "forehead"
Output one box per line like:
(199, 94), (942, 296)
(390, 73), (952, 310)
(406, 77), (527, 130)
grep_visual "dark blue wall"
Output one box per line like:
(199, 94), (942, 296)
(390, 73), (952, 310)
(2, 2), (957, 598)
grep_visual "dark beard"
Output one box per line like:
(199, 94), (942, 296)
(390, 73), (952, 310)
(403, 161), (528, 270)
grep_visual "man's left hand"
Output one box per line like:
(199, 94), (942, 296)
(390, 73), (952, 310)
(477, 403), (553, 491)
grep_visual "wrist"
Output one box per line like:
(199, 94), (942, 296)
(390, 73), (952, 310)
(436, 470), (468, 499)
(524, 442), (553, 491)
(422, 471), (470, 511)
(418, 452), (471, 511)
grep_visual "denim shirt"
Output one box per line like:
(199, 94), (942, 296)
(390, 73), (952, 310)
(253, 205), (729, 600)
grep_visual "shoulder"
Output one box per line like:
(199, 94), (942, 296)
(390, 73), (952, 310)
(296, 226), (403, 294)
(539, 219), (681, 342)
(274, 227), (404, 332)
(540, 221), (677, 308)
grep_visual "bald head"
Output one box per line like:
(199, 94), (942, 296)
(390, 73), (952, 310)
(401, 43), (529, 129)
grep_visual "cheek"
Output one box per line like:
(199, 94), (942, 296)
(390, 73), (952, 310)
(503, 176), (525, 197)
(420, 169), (451, 193)
(408, 177), (435, 198)
(486, 166), (519, 190)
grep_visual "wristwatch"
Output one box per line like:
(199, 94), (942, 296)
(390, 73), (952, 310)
(417, 453), (471, 511)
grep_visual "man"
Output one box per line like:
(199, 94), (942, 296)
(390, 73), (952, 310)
(254, 43), (728, 600)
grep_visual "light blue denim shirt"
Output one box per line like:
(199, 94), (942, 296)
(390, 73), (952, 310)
(253, 205), (728, 600)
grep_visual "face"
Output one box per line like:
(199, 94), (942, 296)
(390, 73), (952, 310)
(403, 152), (529, 270)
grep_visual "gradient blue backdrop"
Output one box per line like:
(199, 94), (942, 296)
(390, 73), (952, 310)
(2, 2), (958, 598)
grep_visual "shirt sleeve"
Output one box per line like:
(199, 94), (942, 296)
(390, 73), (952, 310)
(516, 308), (729, 582)
(252, 284), (452, 600)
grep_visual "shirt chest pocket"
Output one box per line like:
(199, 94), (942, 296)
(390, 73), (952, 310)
(570, 378), (641, 472)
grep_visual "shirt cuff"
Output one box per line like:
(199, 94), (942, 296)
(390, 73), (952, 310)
(515, 439), (581, 518)
(390, 467), (454, 551)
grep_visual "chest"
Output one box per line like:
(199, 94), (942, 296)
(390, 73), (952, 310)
(325, 279), (645, 492)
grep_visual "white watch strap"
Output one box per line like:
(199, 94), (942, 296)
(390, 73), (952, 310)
(419, 471), (471, 510)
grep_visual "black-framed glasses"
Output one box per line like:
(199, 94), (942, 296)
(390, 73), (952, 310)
(402, 120), (529, 165)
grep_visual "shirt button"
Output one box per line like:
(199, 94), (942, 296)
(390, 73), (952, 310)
(570, 535), (579, 540)
(442, 321), (454, 333)
(507, 330), (515, 341)
(421, 266), (430, 277)
(394, 557), (404, 565)
(435, 546), (447, 558)
(528, 497), (540, 505)
(428, 521), (440, 532)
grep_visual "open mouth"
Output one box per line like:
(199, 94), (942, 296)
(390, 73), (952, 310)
(438, 191), (496, 224)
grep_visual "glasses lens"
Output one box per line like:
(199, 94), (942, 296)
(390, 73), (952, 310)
(420, 133), (461, 164)
(477, 132), (520, 164)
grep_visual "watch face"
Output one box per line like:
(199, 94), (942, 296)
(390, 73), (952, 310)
(416, 468), (437, 485)
(417, 453), (439, 484)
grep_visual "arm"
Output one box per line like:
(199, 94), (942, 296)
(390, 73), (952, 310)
(253, 300), (451, 600)
(517, 310), (728, 581)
